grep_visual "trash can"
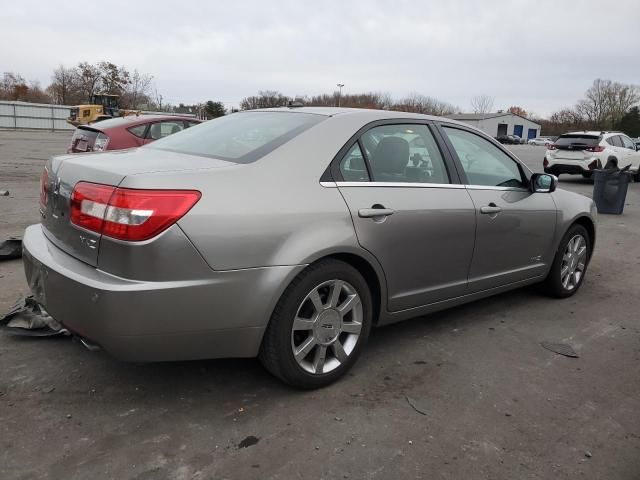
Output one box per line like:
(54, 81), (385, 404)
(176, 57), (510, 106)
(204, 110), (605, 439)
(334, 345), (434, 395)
(592, 167), (632, 214)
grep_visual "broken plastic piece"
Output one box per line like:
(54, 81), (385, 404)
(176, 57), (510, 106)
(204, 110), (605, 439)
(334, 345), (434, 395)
(1, 295), (69, 337)
(541, 342), (579, 358)
(406, 396), (428, 415)
(0, 238), (22, 260)
(0, 190), (9, 196)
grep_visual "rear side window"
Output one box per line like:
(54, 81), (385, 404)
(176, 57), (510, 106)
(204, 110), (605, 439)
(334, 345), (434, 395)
(621, 135), (635, 149)
(360, 124), (449, 184)
(148, 112), (324, 163)
(339, 143), (369, 182)
(556, 134), (601, 149)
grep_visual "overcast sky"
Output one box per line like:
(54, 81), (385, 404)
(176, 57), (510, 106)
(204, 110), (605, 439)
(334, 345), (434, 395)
(2, 0), (639, 116)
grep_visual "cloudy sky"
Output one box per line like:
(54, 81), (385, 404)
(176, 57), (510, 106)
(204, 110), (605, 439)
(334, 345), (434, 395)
(2, 0), (639, 116)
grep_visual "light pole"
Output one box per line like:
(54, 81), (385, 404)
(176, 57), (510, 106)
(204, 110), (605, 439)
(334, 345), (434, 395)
(336, 83), (344, 107)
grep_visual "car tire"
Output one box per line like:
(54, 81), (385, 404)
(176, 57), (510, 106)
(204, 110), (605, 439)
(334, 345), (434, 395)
(543, 224), (591, 298)
(259, 259), (373, 389)
(581, 172), (593, 179)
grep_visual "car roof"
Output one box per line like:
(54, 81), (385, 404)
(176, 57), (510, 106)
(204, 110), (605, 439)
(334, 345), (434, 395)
(563, 131), (624, 137)
(239, 106), (472, 128)
(81, 114), (200, 131)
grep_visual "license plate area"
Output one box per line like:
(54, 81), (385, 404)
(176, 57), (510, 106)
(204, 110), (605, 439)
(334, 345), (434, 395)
(76, 139), (88, 151)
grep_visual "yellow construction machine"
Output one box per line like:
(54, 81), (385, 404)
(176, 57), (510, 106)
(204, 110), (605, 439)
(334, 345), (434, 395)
(66, 94), (140, 126)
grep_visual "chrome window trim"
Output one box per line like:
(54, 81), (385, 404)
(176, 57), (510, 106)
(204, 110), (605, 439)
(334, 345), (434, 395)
(465, 185), (529, 192)
(334, 181), (465, 189)
(320, 181), (338, 188)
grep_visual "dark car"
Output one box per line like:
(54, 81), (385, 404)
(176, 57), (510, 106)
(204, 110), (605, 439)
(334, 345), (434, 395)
(67, 115), (202, 153)
(495, 134), (520, 145)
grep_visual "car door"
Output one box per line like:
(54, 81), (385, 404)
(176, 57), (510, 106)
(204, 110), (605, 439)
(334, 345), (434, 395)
(620, 135), (640, 169)
(143, 120), (186, 145)
(334, 122), (476, 311)
(438, 123), (557, 292)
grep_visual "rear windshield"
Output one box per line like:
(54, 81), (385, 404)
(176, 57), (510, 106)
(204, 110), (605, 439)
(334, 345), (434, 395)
(147, 111), (325, 163)
(555, 134), (600, 147)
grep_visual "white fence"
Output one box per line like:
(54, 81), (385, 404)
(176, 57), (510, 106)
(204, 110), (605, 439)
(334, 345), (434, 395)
(0, 100), (73, 130)
(0, 101), (198, 131)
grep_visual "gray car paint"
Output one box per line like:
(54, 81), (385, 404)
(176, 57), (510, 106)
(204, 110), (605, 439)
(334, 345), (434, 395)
(22, 107), (596, 362)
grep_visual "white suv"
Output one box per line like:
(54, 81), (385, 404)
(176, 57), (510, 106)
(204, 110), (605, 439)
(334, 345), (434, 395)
(544, 131), (640, 180)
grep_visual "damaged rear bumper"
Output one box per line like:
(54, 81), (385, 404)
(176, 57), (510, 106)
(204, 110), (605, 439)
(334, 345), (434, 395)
(22, 224), (304, 362)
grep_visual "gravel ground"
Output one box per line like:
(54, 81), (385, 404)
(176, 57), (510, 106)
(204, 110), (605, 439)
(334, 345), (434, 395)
(1, 131), (639, 480)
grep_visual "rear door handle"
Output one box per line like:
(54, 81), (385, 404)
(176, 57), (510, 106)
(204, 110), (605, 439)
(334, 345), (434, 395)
(480, 204), (502, 214)
(358, 208), (395, 218)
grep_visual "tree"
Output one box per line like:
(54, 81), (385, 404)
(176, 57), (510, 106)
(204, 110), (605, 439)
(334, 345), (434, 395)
(48, 65), (79, 105)
(98, 62), (130, 95)
(0, 72), (28, 100)
(392, 93), (457, 116)
(240, 90), (291, 109)
(122, 69), (153, 109)
(577, 79), (640, 129)
(204, 100), (226, 118)
(470, 95), (494, 114)
(508, 106), (527, 118)
(75, 62), (102, 101)
(617, 106), (640, 138)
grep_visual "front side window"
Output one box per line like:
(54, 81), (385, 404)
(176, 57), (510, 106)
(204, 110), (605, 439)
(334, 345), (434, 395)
(443, 127), (525, 188)
(148, 121), (185, 140)
(148, 112), (324, 163)
(360, 124), (449, 184)
(621, 135), (635, 150)
(128, 124), (147, 138)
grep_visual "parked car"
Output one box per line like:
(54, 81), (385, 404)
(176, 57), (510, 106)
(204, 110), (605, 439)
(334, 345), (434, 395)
(528, 137), (553, 146)
(495, 134), (520, 144)
(544, 131), (640, 180)
(67, 115), (202, 153)
(25, 108), (596, 388)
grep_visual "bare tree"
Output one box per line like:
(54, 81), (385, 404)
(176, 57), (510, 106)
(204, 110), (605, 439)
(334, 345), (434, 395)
(576, 79), (640, 129)
(48, 65), (78, 105)
(507, 106), (527, 118)
(470, 95), (494, 114)
(393, 93), (457, 116)
(122, 70), (153, 109)
(240, 90), (291, 110)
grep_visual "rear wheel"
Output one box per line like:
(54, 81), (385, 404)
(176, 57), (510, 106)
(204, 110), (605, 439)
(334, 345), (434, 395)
(259, 259), (373, 388)
(544, 224), (591, 298)
(581, 171), (593, 179)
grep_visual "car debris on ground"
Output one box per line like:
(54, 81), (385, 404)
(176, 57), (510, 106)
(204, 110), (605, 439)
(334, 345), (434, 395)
(0, 190), (9, 196)
(0, 238), (22, 261)
(541, 342), (579, 358)
(0, 295), (69, 337)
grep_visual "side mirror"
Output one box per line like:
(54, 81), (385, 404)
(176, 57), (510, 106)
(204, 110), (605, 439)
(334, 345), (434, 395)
(530, 173), (557, 193)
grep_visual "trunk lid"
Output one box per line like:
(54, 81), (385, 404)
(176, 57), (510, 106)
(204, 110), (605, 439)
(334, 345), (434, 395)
(41, 147), (235, 266)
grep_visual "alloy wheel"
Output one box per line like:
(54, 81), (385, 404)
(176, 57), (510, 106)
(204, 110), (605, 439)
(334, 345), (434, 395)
(560, 234), (587, 291)
(291, 279), (363, 375)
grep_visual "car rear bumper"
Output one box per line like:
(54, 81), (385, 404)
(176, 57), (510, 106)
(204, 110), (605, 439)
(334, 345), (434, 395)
(22, 224), (304, 362)
(544, 164), (588, 175)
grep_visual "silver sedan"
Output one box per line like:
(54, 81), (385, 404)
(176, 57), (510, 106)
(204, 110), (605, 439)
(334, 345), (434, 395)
(23, 107), (596, 388)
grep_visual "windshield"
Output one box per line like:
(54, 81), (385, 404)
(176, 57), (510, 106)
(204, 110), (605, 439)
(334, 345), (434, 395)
(148, 111), (325, 163)
(555, 134), (600, 147)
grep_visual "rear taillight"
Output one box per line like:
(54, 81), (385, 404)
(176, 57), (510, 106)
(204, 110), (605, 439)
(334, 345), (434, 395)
(585, 145), (605, 153)
(39, 169), (48, 209)
(70, 182), (201, 241)
(93, 132), (110, 151)
(543, 158), (549, 168)
(547, 144), (557, 150)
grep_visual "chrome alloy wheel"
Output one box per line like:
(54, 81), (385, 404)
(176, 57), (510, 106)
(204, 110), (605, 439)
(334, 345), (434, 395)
(560, 234), (587, 291)
(291, 279), (363, 375)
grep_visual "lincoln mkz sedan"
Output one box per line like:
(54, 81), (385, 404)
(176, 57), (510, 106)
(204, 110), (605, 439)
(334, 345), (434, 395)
(23, 107), (596, 388)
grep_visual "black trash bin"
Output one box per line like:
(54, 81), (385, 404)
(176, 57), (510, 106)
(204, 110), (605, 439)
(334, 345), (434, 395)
(592, 167), (632, 214)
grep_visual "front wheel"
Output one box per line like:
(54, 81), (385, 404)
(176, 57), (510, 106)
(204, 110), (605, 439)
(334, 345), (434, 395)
(259, 259), (373, 388)
(544, 224), (591, 298)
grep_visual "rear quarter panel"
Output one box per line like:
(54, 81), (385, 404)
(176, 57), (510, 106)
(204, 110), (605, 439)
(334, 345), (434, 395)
(118, 114), (371, 271)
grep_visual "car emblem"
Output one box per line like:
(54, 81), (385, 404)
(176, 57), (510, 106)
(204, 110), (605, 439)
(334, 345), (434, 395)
(51, 176), (62, 219)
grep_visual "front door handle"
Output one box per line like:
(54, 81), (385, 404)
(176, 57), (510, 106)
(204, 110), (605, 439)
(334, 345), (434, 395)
(480, 204), (502, 215)
(358, 208), (395, 218)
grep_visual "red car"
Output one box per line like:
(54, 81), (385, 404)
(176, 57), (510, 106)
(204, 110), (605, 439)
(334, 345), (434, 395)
(67, 115), (202, 153)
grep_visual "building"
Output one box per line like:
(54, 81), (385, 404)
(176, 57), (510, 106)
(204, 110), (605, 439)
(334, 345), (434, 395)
(446, 112), (542, 140)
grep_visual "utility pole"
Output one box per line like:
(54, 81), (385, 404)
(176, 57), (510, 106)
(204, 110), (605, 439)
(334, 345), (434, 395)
(336, 83), (344, 107)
